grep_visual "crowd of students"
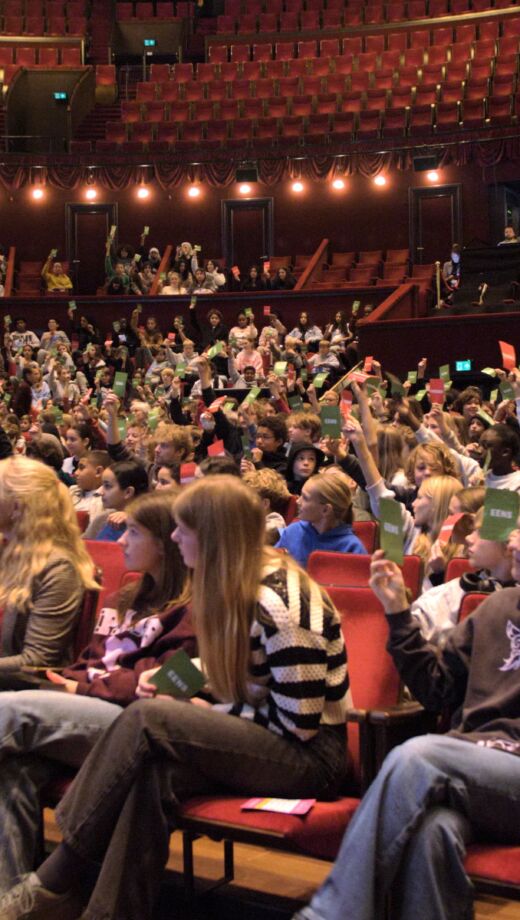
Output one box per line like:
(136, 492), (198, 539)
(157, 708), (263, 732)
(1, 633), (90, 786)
(0, 296), (518, 918)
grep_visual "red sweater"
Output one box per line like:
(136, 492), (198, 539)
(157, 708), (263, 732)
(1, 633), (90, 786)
(63, 596), (196, 707)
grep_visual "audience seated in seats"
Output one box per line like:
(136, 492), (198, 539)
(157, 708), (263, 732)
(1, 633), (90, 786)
(288, 311), (323, 344)
(276, 470), (367, 567)
(0, 491), (194, 900)
(41, 253), (73, 294)
(204, 259), (227, 290)
(497, 224), (519, 245)
(293, 539), (520, 920)
(0, 455), (97, 680)
(242, 466), (291, 542)
(285, 441), (325, 495)
(241, 264), (269, 291)
(158, 271), (188, 296)
(228, 311), (259, 349)
(84, 458), (150, 541)
(69, 449), (110, 524)
(0, 476), (348, 920)
(6, 318), (40, 352)
(269, 266), (297, 290)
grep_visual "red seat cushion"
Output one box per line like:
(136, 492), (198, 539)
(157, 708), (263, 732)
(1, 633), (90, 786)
(178, 795), (359, 860)
(465, 844), (520, 885)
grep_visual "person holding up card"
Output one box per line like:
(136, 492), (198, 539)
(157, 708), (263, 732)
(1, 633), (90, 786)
(241, 264), (269, 292)
(41, 252), (73, 294)
(411, 500), (515, 645)
(294, 534), (520, 920)
(0, 492), (195, 903)
(343, 415), (463, 590)
(307, 339), (341, 374)
(12, 476), (350, 920)
(288, 310), (323, 345)
(228, 310), (259, 349)
(269, 265), (297, 291)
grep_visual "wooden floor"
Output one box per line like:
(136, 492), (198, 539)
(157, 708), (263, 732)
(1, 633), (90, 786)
(44, 811), (520, 919)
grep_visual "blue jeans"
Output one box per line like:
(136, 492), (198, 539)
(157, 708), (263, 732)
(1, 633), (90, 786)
(0, 690), (122, 893)
(301, 734), (520, 920)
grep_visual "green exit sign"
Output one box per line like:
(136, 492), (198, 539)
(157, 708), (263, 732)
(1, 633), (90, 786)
(143, 38), (156, 46)
(455, 359), (472, 372)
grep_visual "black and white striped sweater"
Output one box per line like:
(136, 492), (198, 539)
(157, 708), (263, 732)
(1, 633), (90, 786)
(213, 563), (349, 742)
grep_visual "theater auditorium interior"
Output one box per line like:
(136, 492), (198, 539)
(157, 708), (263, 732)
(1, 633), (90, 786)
(0, 0), (520, 917)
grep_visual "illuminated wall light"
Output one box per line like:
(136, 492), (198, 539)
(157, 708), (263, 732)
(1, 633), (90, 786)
(426, 170), (440, 182)
(332, 178), (346, 190)
(292, 181), (304, 192)
(137, 186), (150, 199)
(31, 188), (44, 200)
(85, 187), (97, 200)
(239, 183), (251, 194)
(373, 175), (387, 187)
(188, 185), (201, 198)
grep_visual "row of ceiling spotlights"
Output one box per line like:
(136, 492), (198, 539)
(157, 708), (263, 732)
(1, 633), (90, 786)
(28, 171), (441, 200)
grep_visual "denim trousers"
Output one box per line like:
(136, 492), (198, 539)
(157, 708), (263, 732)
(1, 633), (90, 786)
(56, 698), (347, 920)
(0, 690), (122, 893)
(300, 734), (520, 920)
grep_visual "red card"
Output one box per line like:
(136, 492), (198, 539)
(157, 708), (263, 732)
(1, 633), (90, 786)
(231, 265), (240, 276)
(287, 365), (296, 381)
(340, 390), (352, 419)
(81, 388), (93, 404)
(104, 340), (112, 348)
(207, 439), (225, 457)
(438, 512), (465, 545)
(180, 462), (197, 484)
(208, 396), (227, 413)
(350, 370), (369, 384)
(167, 332), (175, 341)
(363, 355), (374, 373)
(429, 378), (445, 405)
(499, 340), (517, 370)
(263, 305), (271, 316)
(264, 260), (271, 271)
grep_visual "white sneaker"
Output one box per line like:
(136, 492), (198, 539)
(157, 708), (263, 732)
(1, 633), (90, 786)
(0, 873), (83, 920)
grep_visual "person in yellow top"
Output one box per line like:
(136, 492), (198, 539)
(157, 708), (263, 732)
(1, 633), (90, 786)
(41, 252), (73, 293)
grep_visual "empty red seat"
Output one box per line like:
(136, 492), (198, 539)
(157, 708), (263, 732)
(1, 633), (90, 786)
(232, 44), (251, 63)
(61, 46), (81, 66)
(217, 14), (235, 32)
(252, 43), (272, 62)
(322, 8), (342, 28)
(258, 12), (277, 31)
(382, 105), (408, 134)
(275, 41), (294, 61)
(96, 64), (116, 85)
(121, 100), (141, 122)
(105, 122), (127, 144)
(435, 100), (461, 130)
(301, 10), (320, 29)
(255, 116), (279, 140)
(208, 44), (228, 63)
(408, 103), (434, 134)
(4, 16), (23, 33)
(16, 46), (37, 65)
(25, 16), (45, 34)
(38, 46), (60, 66)
(298, 40), (317, 58)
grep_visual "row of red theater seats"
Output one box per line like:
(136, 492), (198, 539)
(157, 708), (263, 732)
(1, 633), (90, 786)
(95, 99), (518, 149)
(116, 1), (195, 19)
(216, 0), (501, 32)
(223, 0), (500, 14)
(207, 22), (520, 62)
(132, 58), (519, 105)
(0, 0), (86, 11)
(125, 80), (518, 122)
(140, 38), (516, 87)
(0, 15), (86, 33)
(0, 46), (83, 67)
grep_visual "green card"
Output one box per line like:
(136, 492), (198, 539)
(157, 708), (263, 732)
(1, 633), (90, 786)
(68, 300), (77, 311)
(113, 372), (128, 397)
(386, 372), (404, 396)
(149, 649), (205, 699)
(482, 448), (491, 475)
(480, 488), (520, 542)
(148, 409), (160, 431)
(407, 370), (417, 384)
(379, 497), (404, 566)
(274, 361), (288, 376)
(117, 418), (127, 439)
(490, 388), (499, 403)
(320, 405), (342, 438)
(288, 394), (304, 410)
(244, 307), (253, 318)
(241, 434), (252, 459)
(176, 363), (186, 379)
(439, 364), (451, 381)
(242, 386), (261, 406)
(223, 400), (235, 413)
(132, 377), (141, 387)
(476, 407), (494, 427)
(300, 368), (308, 381)
(500, 380), (515, 401)
(351, 300), (361, 315)
(313, 371), (329, 389)
(207, 341), (224, 360)
(481, 367), (496, 377)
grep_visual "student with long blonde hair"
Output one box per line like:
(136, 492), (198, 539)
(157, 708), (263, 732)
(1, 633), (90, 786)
(4, 476), (349, 920)
(0, 455), (97, 676)
(0, 491), (194, 898)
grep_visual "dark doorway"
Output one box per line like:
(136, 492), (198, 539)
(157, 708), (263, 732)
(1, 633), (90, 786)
(221, 198), (274, 271)
(409, 185), (462, 264)
(66, 203), (118, 295)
